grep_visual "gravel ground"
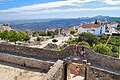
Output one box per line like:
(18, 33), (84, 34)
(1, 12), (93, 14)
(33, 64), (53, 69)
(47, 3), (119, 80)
(0, 62), (45, 80)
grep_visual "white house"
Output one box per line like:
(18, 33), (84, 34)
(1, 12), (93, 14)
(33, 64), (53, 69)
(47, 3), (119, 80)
(61, 28), (75, 36)
(77, 22), (106, 35)
(105, 22), (119, 34)
(46, 28), (57, 32)
(0, 24), (11, 31)
(108, 22), (119, 28)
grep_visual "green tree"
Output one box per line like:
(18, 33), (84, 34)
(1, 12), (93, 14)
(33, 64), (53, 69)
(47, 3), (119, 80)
(37, 37), (41, 41)
(117, 25), (120, 31)
(69, 35), (73, 40)
(38, 31), (46, 36)
(94, 44), (112, 56)
(112, 46), (119, 53)
(20, 31), (30, 42)
(32, 31), (38, 37)
(8, 30), (18, 43)
(23, 36), (30, 42)
(94, 20), (99, 24)
(47, 31), (55, 36)
(78, 32), (99, 46)
(0, 30), (30, 44)
(112, 53), (119, 58)
(0, 30), (9, 41)
(99, 34), (108, 40)
(52, 39), (58, 43)
(78, 41), (90, 48)
(70, 30), (76, 35)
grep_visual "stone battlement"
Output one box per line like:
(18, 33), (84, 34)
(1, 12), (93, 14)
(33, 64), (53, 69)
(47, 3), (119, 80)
(0, 43), (120, 72)
(0, 43), (120, 80)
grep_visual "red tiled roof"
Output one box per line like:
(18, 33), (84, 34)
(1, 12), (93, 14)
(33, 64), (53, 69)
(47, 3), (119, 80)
(62, 28), (74, 33)
(79, 23), (100, 28)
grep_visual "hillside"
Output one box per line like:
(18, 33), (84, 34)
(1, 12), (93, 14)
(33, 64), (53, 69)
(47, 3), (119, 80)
(1, 15), (120, 30)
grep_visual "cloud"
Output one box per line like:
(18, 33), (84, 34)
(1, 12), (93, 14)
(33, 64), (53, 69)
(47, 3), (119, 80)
(103, 0), (120, 5)
(0, 0), (15, 3)
(10, 7), (120, 16)
(0, 0), (95, 12)
(1, 0), (120, 17)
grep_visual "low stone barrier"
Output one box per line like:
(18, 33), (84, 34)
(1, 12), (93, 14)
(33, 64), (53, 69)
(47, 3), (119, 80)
(88, 66), (120, 80)
(85, 47), (120, 71)
(43, 60), (64, 80)
(0, 53), (54, 71)
(69, 62), (120, 80)
(0, 43), (120, 72)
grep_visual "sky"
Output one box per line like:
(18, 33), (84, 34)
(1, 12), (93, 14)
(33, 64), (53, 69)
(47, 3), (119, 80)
(0, 0), (120, 20)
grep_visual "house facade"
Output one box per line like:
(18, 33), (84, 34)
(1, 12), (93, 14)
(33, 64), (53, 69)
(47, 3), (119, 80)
(61, 28), (75, 36)
(77, 22), (106, 35)
(0, 24), (11, 31)
(108, 22), (119, 28)
(105, 22), (119, 34)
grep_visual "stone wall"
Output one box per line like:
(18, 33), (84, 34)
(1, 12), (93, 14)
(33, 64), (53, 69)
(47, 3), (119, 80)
(84, 47), (120, 71)
(88, 66), (120, 80)
(69, 63), (120, 80)
(0, 43), (120, 72)
(0, 53), (54, 72)
(0, 44), (61, 60)
(43, 60), (64, 80)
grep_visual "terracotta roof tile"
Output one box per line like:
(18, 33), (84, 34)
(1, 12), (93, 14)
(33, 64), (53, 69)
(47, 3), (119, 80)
(79, 23), (100, 28)
(62, 28), (74, 32)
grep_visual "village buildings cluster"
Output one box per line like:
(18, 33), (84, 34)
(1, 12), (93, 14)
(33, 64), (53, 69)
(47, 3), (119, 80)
(46, 19), (119, 36)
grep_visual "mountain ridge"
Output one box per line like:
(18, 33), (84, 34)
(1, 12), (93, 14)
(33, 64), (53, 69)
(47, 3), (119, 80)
(0, 15), (120, 30)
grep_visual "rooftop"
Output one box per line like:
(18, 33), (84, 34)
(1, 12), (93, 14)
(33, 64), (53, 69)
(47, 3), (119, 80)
(62, 28), (75, 33)
(78, 23), (100, 28)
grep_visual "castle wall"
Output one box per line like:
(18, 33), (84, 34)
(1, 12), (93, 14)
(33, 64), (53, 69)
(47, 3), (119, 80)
(43, 60), (64, 80)
(0, 43), (120, 72)
(0, 53), (54, 72)
(88, 66), (120, 80)
(68, 63), (120, 80)
(85, 47), (120, 71)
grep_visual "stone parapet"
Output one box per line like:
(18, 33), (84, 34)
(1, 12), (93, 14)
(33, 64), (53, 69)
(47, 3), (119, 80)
(43, 60), (64, 80)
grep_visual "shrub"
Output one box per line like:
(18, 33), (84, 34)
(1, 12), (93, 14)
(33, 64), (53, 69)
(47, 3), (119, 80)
(38, 31), (46, 36)
(70, 30), (76, 35)
(117, 25), (120, 31)
(60, 43), (68, 50)
(78, 32), (99, 46)
(37, 37), (41, 41)
(93, 44), (112, 56)
(52, 39), (58, 43)
(112, 53), (119, 58)
(52, 35), (55, 38)
(78, 42), (90, 48)
(69, 35), (73, 40)
(47, 31), (55, 36)
(112, 46), (119, 53)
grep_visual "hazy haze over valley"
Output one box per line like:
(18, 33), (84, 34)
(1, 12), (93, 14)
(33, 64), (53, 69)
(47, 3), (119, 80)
(0, 15), (120, 30)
